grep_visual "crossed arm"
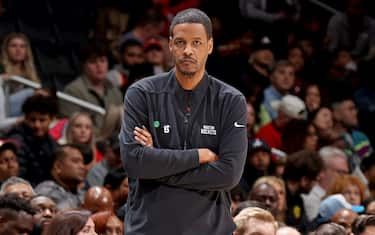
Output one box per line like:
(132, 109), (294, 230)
(121, 87), (248, 191)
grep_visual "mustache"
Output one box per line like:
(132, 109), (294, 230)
(179, 57), (197, 64)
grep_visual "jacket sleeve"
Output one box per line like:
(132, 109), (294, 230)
(120, 86), (200, 179)
(158, 94), (248, 191)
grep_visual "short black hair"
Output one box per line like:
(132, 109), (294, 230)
(283, 150), (323, 181)
(169, 8), (212, 39)
(53, 144), (82, 163)
(79, 42), (107, 64)
(353, 215), (375, 235)
(104, 167), (127, 190)
(0, 194), (35, 215)
(21, 94), (58, 116)
(119, 38), (143, 54)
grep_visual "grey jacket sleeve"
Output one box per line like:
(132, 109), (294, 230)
(120, 86), (200, 179)
(158, 94), (248, 191)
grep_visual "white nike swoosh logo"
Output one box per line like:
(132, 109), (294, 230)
(234, 122), (245, 128)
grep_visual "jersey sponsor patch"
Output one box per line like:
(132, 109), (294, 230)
(201, 125), (216, 135)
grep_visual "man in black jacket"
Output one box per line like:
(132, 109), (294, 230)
(4, 95), (57, 186)
(120, 8), (248, 235)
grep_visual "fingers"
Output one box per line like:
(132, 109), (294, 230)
(134, 126), (153, 147)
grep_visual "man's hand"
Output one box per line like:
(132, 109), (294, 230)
(198, 149), (218, 164)
(134, 126), (154, 148)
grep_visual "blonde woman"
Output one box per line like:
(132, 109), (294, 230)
(0, 32), (40, 117)
(61, 112), (103, 170)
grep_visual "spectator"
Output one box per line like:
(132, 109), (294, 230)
(325, 0), (375, 58)
(0, 141), (19, 184)
(331, 96), (373, 166)
(81, 186), (114, 213)
(238, 36), (274, 100)
(0, 194), (35, 235)
(314, 222), (347, 235)
(254, 176), (287, 223)
(361, 154), (375, 197)
(283, 150), (323, 232)
(86, 133), (122, 187)
(331, 208), (358, 235)
(61, 112), (102, 170)
(0, 176), (35, 201)
(326, 175), (366, 206)
(300, 83), (322, 113)
(43, 210), (97, 235)
(3, 95), (58, 185)
(246, 101), (257, 139)
(364, 197), (375, 214)
(240, 139), (273, 193)
(107, 38), (147, 94)
(119, 7), (166, 45)
(0, 32), (39, 117)
(30, 195), (57, 234)
(103, 168), (128, 217)
(302, 146), (350, 221)
(309, 106), (335, 146)
(59, 42), (123, 133)
(249, 182), (279, 217)
(143, 37), (168, 75)
(256, 94), (307, 150)
(260, 60), (296, 123)
(281, 119), (318, 154)
(352, 214), (375, 235)
(316, 194), (362, 226)
(287, 45), (306, 94)
(91, 210), (123, 235)
(35, 144), (86, 210)
(277, 226), (301, 235)
(233, 207), (277, 235)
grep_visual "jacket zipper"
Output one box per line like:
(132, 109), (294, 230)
(183, 106), (191, 150)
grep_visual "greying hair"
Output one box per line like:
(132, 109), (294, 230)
(319, 146), (347, 166)
(0, 176), (35, 195)
(169, 8), (212, 39)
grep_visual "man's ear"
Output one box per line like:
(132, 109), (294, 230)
(208, 38), (213, 55)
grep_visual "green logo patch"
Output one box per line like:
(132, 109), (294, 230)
(153, 121), (160, 128)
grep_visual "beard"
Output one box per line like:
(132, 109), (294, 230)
(180, 70), (196, 78)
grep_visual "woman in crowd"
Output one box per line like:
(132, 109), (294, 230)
(61, 112), (103, 170)
(43, 210), (97, 235)
(282, 119), (318, 154)
(326, 175), (366, 206)
(301, 83), (323, 113)
(91, 210), (124, 235)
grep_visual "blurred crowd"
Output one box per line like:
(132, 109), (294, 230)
(1, 0), (375, 234)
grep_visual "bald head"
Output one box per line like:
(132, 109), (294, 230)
(276, 226), (301, 235)
(82, 186), (113, 213)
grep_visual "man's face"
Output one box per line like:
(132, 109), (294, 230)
(112, 177), (129, 205)
(169, 23), (213, 78)
(83, 56), (108, 83)
(24, 112), (51, 138)
(331, 209), (357, 235)
(3, 183), (34, 201)
(122, 46), (145, 67)
(0, 149), (19, 181)
(334, 100), (358, 128)
(270, 65), (295, 93)
(56, 147), (86, 184)
(250, 184), (279, 215)
(0, 211), (34, 235)
(243, 219), (276, 235)
(30, 196), (57, 229)
(249, 151), (271, 172)
(253, 49), (274, 67)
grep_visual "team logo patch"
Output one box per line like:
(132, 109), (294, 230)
(200, 125), (216, 136)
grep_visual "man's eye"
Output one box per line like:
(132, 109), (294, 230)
(193, 41), (202, 46)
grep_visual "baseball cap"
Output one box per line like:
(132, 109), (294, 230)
(248, 139), (271, 154)
(144, 38), (163, 52)
(271, 95), (307, 120)
(252, 36), (273, 52)
(317, 194), (364, 224)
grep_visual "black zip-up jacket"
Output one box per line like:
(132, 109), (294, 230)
(120, 70), (248, 235)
